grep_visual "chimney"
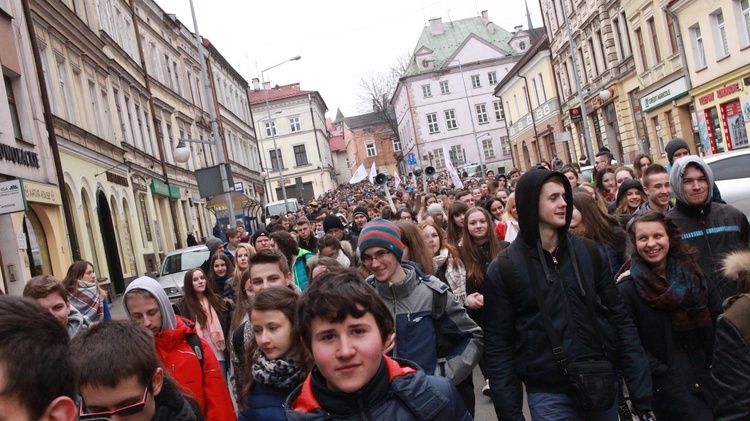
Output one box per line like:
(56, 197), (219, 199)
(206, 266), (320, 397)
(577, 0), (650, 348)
(252, 78), (260, 91)
(429, 18), (444, 36)
(482, 11), (495, 34)
(263, 81), (271, 90)
(514, 25), (523, 32)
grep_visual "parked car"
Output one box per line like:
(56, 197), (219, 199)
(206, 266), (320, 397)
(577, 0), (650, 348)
(703, 149), (750, 218)
(156, 245), (210, 301)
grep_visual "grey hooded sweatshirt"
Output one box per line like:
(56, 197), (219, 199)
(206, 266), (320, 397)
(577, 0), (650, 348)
(124, 276), (177, 332)
(667, 156), (750, 299)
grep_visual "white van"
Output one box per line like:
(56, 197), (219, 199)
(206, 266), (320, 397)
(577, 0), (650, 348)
(264, 199), (299, 225)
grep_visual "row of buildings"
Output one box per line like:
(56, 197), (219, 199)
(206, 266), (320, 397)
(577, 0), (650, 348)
(0, 0), (342, 294)
(352, 0), (750, 178)
(497, 0), (750, 170)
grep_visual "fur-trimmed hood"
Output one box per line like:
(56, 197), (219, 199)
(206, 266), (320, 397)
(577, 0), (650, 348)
(721, 250), (750, 293)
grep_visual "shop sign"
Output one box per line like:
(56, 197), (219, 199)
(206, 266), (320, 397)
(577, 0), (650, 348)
(234, 181), (245, 193)
(699, 93), (715, 106)
(23, 180), (61, 206)
(717, 83), (741, 99)
(0, 179), (26, 215)
(570, 107), (583, 122)
(150, 180), (181, 199)
(106, 171), (129, 187)
(641, 77), (689, 112)
(722, 101), (749, 150)
(0, 144), (40, 168)
(742, 98), (750, 123)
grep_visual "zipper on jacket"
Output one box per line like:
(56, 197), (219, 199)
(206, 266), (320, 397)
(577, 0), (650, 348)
(700, 208), (714, 256)
(390, 284), (398, 357)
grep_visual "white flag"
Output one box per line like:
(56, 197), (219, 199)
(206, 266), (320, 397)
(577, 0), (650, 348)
(394, 170), (401, 190)
(369, 162), (378, 184)
(349, 164), (368, 184)
(443, 144), (463, 189)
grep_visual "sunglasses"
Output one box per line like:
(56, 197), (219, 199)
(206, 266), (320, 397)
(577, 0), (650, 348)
(79, 382), (150, 420)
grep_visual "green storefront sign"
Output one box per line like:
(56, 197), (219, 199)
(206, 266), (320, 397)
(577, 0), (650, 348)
(150, 180), (181, 199)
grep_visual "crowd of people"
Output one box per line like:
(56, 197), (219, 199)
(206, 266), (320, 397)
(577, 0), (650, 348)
(2, 137), (750, 421)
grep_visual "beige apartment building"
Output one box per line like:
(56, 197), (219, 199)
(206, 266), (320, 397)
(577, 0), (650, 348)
(494, 35), (568, 170)
(669, 0), (750, 154)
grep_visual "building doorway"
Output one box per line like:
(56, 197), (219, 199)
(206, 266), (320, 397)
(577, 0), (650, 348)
(23, 207), (52, 277)
(97, 191), (125, 294)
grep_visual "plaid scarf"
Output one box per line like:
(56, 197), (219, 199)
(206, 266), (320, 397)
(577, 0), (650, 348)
(630, 254), (712, 332)
(68, 280), (103, 325)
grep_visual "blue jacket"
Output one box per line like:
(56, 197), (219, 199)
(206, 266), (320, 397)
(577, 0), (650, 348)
(284, 357), (471, 420)
(239, 382), (289, 421)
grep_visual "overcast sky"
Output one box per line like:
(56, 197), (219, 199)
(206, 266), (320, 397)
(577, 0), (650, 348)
(155, 0), (542, 118)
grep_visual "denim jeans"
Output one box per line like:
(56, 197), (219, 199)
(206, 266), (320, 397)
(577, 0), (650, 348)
(527, 392), (618, 421)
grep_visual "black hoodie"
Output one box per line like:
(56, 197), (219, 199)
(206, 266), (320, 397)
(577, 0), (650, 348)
(483, 169), (653, 418)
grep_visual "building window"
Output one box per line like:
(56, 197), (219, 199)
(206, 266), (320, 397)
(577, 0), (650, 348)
(269, 148), (284, 170)
(482, 138), (495, 159)
(488, 71), (497, 85)
(588, 38), (600, 76)
(439, 80), (450, 94)
(666, 13), (679, 55)
(714, 12), (730, 58)
(55, 59), (75, 123)
(433, 148), (445, 168)
(450, 145), (465, 165)
(422, 84), (432, 98)
(476, 103), (489, 124)
(471, 74), (481, 88)
(366, 142), (377, 157)
(493, 101), (505, 121)
(635, 27), (649, 70)
(647, 18), (662, 64)
(666, 110), (678, 138)
(444, 109), (458, 129)
(392, 137), (401, 152)
(5, 76), (23, 141)
(577, 47), (588, 83)
(597, 30), (609, 70)
(427, 112), (439, 133)
(500, 136), (511, 156)
(264, 121), (276, 137)
(741, 0), (750, 47)
(289, 116), (301, 132)
(293, 144), (308, 166)
(532, 78), (540, 108)
(691, 25), (707, 68)
(538, 73), (548, 102)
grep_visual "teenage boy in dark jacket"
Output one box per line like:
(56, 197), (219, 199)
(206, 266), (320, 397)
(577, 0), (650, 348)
(284, 270), (471, 420)
(73, 320), (203, 421)
(483, 169), (654, 420)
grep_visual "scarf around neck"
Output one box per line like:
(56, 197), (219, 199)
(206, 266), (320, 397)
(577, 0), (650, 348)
(252, 353), (306, 392)
(68, 280), (102, 325)
(434, 248), (467, 305)
(630, 253), (712, 332)
(199, 297), (225, 352)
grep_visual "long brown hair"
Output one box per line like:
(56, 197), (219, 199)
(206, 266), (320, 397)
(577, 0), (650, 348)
(572, 192), (625, 249)
(230, 268), (253, 332)
(62, 260), (105, 297)
(418, 220), (460, 260)
(207, 253), (234, 292)
(447, 201), (469, 246)
(242, 288), (311, 402)
(397, 221), (436, 275)
(460, 207), (501, 290)
(182, 268), (225, 327)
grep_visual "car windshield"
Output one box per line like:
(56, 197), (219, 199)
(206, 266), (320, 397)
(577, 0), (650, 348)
(161, 250), (209, 276)
(267, 202), (297, 216)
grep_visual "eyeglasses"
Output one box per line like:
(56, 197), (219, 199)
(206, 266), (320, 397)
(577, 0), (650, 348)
(79, 382), (150, 420)
(362, 250), (391, 265)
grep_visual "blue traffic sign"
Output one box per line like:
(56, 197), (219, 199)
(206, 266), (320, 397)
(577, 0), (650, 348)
(407, 153), (417, 165)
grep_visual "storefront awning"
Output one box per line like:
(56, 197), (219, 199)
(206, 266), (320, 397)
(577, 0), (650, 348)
(204, 191), (262, 210)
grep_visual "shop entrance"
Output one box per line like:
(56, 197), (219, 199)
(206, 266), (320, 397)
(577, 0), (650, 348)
(97, 191), (125, 294)
(23, 207), (52, 277)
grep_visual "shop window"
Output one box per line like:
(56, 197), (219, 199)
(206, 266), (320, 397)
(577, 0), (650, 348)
(23, 208), (52, 277)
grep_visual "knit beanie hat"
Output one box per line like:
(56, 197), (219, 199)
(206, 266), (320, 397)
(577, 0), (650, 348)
(427, 203), (446, 217)
(323, 214), (344, 232)
(616, 179), (645, 207)
(665, 138), (690, 164)
(205, 237), (223, 255)
(352, 206), (369, 219)
(357, 219), (404, 261)
(251, 230), (269, 247)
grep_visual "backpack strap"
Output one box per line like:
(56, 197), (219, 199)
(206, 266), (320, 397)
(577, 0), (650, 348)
(180, 317), (204, 370)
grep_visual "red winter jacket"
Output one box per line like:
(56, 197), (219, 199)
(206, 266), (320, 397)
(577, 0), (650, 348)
(154, 317), (235, 420)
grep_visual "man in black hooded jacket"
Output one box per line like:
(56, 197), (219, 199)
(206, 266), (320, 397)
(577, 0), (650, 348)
(483, 169), (653, 420)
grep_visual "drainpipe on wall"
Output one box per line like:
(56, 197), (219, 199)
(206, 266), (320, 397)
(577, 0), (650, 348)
(21, 0), (81, 261)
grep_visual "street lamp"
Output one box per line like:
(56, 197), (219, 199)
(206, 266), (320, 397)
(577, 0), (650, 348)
(423, 58), (485, 170)
(174, 0), (235, 232)
(261, 55), (302, 214)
